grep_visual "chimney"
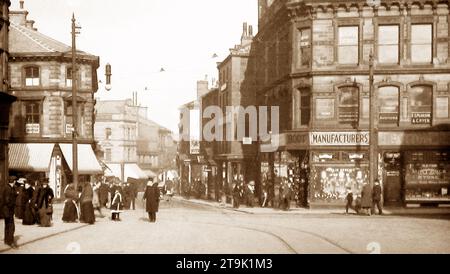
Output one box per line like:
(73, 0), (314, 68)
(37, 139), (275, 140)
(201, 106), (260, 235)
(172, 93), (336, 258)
(26, 20), (35, 29)
(20, 1), (24, 9)
(197, 80), (209, 99)
(242, 22), (248, 37)
(249, 25), (253, 37)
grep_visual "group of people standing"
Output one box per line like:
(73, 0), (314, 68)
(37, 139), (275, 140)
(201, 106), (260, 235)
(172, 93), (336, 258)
(345, 180), (383, 216)
(232, 180), (256, 209)
(0, 176), (55, 248)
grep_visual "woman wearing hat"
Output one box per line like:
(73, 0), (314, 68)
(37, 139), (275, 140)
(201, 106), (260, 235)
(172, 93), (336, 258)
(22, 180), (36, 225)
(143, 181), (160, 223)
(36, 178), (54, 227)
(62, 182), (79, 223)
(79, 182), (95, 224)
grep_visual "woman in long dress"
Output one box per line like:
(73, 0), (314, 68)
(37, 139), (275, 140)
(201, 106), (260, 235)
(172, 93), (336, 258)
(36, 179), (54, 227)
(79, 182), (95, 224)
(62, 183), (79, 223)
(22, 181), (36, 225)
(143, 181), (160, 223)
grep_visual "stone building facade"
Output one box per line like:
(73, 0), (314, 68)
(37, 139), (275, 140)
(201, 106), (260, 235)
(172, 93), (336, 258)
(248, 0), (450, 207)
(7, 5), (102, 198)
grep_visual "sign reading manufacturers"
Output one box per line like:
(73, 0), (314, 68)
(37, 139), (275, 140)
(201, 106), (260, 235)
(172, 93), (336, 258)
(310, 132), (369, 146)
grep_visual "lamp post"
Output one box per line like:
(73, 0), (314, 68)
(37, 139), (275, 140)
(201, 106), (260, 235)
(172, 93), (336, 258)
(369, 52), (378, 187)
(71, 14), (81, 190)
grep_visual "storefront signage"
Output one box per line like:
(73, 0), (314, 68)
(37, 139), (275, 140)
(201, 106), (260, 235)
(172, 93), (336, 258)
(379, 132), (450, 147)
(310, 132), (369, 146)
(379, 113), (398, 124)
(276, 132), (309, 149)
(411, 112), (431, 124)
(190, 140), (200, 155)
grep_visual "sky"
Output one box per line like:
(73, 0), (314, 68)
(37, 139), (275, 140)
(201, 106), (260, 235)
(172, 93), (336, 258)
(11, 0), (258, 133)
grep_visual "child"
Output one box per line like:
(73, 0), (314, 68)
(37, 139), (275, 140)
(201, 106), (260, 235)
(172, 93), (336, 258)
(345, 189), (354, 214)
(111, 189), (123, 221)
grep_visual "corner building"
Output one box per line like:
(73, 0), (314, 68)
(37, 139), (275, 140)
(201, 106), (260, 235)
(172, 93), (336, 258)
(249, 0), (450, 207)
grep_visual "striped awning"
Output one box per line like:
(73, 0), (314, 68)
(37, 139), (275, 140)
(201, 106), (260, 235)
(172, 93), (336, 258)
(9, 143), (54, 172)
(59, 144), (103, 175)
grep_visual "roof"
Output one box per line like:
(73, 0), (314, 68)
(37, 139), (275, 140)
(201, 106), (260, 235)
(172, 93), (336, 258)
(95, 100), (132, 115)
(8, 16), (96, 59)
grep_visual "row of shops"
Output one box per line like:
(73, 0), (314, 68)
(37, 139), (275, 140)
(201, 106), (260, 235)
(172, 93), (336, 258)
(179, 130), (450, 207)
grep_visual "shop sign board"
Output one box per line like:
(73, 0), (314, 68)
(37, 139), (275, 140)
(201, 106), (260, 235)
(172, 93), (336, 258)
(411, 112), (431, 124)
(379, 132), (450, 147)
(310, 132), (369, 146)
(190, 140), (200, 155)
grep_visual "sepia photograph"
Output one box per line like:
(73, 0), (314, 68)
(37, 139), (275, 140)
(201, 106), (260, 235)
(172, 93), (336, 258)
(0, 0), (450, 260)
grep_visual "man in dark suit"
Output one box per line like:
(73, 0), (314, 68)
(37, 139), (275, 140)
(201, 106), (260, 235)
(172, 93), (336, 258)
(372, 179), (383, 215)
(3, 176), (18, 248)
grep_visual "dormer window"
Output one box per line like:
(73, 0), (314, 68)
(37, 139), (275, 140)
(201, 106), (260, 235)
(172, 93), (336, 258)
(25, 66), (40, 86)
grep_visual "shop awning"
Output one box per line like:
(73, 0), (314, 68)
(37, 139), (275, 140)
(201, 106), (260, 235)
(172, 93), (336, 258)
(107, 163), (148, 181)
(59, 144), (103, 175)
(9, 143), (54, 172)
(143, 169), (157, 179)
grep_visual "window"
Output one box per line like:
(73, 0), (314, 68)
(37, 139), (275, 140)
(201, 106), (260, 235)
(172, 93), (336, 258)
(105, 128), (112, 140)
(298, 28), (311, 67)
(105, 148), (112, 162)
(338, 86), (359, 125)
(66, 67), (73, 87)
(300, 91), (311, 126)
(410, 85), (432, 125)
(25, 66), (40, 86)
(338, 26), (359, 64)
(24, 101), (40, 134)
(378, 25), (399, 64)
(378, 86), (400, 124)
(411, 24), (432, 63)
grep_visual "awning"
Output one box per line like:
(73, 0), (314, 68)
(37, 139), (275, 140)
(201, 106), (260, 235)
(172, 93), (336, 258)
(59, 144), (103, 175)
(107, 163), (148, 181)
(9, 143), (54, 172)
(143, 169), (157, 179)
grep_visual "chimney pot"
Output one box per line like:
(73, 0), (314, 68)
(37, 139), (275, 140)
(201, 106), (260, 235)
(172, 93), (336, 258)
(249, 25), (253, 36)
(243, 22), (248, 36)
(20, 1), (24, 9)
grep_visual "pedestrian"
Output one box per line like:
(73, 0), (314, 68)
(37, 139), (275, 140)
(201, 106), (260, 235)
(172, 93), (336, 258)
(281, 181), (292, 211)
(143, 181), (160, 223)
(2, 176), (18, 248)
(345, 188), (355, 214)
(354, 194), (362, 214)
(246, 181), (256, 208)
(22, 180), (36, 225)
(79, 182), (95, 224)
(123, 183), (131, 210)
(36, 178), (54, 227)
(92, 181), (105, 218)
(99, 180), (109, 209)
(62, 182), (79, 223)
(14, 178), (26, 220)
(372, 180), (383, 215)
(129, 182), (137, 210)
(232, 182), (241, 209)
(111, 189), (123, 221)
(361, 182), (373, 216)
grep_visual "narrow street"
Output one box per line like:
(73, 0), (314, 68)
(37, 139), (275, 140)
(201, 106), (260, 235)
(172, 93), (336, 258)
(2, 199), (450, 254)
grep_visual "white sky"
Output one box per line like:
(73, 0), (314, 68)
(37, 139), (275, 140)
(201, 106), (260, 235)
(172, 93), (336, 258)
(11, 0), (258, 133)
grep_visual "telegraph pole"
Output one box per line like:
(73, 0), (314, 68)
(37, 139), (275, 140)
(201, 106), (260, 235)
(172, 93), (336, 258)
(72, 14), (79, 190)
(369, 52), (377, 187)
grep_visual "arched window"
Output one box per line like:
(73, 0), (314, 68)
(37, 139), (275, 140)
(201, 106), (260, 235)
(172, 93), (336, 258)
(24, 66), (40, 86)
(378, 86), (400, 125)
(410, 85), (432, 125)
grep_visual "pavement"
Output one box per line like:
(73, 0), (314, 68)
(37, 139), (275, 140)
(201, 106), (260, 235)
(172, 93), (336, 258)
(1, 196), (449, 254)
(173, 196), (450, 216)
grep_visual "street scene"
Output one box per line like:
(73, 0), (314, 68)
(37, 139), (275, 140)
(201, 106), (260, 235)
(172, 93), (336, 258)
(1, 0), (450, 255)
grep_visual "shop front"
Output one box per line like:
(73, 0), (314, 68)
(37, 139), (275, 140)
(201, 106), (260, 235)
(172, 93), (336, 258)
(379, 131), (450, 206)
(308, 131), (370, 205)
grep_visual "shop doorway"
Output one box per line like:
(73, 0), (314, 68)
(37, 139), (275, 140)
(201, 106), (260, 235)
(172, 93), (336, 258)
(383, 152), (403, 206)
